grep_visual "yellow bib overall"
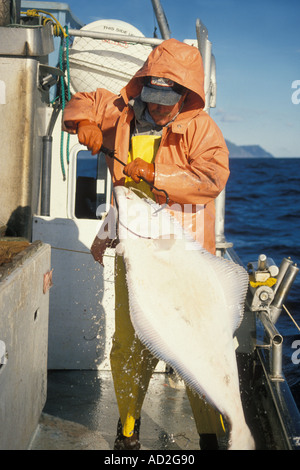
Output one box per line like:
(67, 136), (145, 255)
(110, 135), (224, 439)
(124, 134), (161, 198)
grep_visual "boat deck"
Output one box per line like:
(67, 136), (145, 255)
(29, 370), (229, 451)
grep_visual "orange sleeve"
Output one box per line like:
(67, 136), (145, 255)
(154, 114), (229, 205)
(62, 88), (117, 134)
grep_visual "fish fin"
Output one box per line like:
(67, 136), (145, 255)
(195, 248), (249, 333)
(228, 420), (256, 450)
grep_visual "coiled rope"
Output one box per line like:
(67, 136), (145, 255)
(22, 9), (71, 180)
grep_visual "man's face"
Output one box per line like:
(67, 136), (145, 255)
(147, 94), (186, 126)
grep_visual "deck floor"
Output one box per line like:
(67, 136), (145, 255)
(29, 370), (228, 451)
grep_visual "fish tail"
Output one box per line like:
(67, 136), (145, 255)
(228, 421), (255, 450)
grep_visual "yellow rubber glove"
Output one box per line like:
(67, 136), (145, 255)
(77, 120), (103, 155)
(123, 158), (155, 184)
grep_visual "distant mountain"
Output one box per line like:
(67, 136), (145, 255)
(225, 140), (274, 158)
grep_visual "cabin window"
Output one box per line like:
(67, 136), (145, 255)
(75, 150), (110, 219)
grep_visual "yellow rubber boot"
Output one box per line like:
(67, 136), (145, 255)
(114, 415), (142, 450)
(110, 255), (159, 426)
(186, 386), (225, 449)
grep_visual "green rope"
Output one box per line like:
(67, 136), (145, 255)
(65, 26), (71, 164)
(59, 26), (71, 179)
(59, 33), (66, 181)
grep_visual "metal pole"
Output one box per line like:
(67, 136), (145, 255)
(196, 19), (212, 111)
(272, 257), (293, 296)
(41, 135), (52, 216)
(210, 54), (217, 108)
(272, 336), (283, 380)
(67, 28), (163, 46)
(258, 310), (283, 380)
(151, 0), (171, 39)
(196, 18), (208, 60)
(215, 189), (226, 245)
(270, 262), (299, 323)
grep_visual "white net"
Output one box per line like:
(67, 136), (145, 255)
(68, 19), (154, 95)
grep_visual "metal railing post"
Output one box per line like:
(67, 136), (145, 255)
(258, 310), (284, 381)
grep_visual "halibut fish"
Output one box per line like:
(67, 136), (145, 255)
(113, 186), (255, 450)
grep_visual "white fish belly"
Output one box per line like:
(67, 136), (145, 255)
(123, 238), (240, 410)
(114, 186), (255, 449)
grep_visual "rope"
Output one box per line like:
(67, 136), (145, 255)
(22, 9), (70, 179)
(282, 304), (300, 332)
(59, 25), (71, 179)
(22, 8), (71, 181)
(65, 26), (71, 164)
(22, 9), (68, 37)
(59, 34), (67, 180)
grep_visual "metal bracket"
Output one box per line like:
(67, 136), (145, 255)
(250, 285), (274, 313)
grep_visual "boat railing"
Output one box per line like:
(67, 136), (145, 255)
(225, 248), (300, 449)
(257, 310), (283, 380)
(67, 28), (163, 46)
(246, 254), (299, 379)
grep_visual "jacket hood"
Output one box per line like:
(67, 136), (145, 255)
(122, 38), (205, 110)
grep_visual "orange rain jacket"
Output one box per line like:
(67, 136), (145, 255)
(63, 39), (229, 254)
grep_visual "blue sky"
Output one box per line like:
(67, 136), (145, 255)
(65, 0), (300, 157)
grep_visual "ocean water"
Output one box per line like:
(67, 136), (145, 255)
(224, 157), (300, 408)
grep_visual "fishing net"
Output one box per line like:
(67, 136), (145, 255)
(67, 19), (154, 95)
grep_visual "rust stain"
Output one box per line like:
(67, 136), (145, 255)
(43, 269), (53, 294)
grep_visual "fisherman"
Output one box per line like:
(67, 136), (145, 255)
(63, 38), (230, 450)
